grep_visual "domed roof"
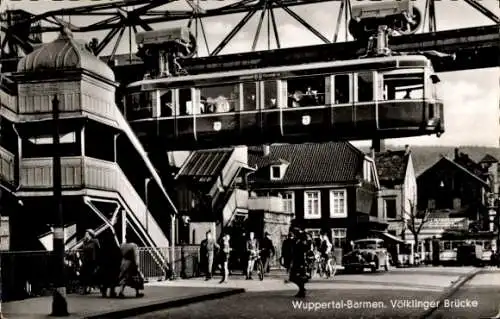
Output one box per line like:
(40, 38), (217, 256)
(17, 28), (115, 82)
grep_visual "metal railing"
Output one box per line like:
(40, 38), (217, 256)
(0, 245), (200, 302)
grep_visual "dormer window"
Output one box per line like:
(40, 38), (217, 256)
(271, 165), (282, 180)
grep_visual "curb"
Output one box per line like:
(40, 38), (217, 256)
(83, 288), (246, 319)
(418, 268), (482, 319)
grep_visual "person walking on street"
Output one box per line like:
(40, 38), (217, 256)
(260, 232), (275, 274)
(245, 232), (259, 280)
(281, 232), (295, 282)
(80, 229), (100, 294)
(97, 230), (121, 298)
(200, 230), (219, 280)
(220, 234), (231, 283)
(289, 227), (313, 298)
(118, 236), (145, 298)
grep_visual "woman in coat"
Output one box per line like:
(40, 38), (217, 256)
(118, 236), (144, 298)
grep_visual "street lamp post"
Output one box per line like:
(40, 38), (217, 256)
(145, 177), (152, 232)
(51, 95), (68, 316)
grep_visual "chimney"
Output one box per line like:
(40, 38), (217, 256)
(454, 148), (459, 160)
(263, 145), (270, 156)
(404, 145), (411, 155)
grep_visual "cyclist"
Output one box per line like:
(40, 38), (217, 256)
(319, 232), (333, 277)
(245, 232), (259, 280)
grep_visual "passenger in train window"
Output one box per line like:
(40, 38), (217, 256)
(215, 96), (230, 113)
(289, 90), (303, 108)
(245, 94), (257, 110)
(160, 91), (173, 116)
(404, 89), (411, 99)
(270, 98), (277, 108)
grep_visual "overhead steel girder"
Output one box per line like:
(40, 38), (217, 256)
(462, 0), (499, 24)
(22, 0), (341, 33)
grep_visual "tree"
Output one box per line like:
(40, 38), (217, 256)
(404, 200), (432, 259)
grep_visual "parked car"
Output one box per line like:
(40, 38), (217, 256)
(342, 239), (390, 273)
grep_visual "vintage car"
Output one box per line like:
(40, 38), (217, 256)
(342, 238), (390, 273)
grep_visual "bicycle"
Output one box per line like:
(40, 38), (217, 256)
(314, 253), (337, 279)
(248, 250), (265, 281)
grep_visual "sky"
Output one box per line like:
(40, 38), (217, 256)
(4, 0), (500, 147)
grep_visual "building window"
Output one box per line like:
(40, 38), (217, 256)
(270, 165), (281, 180)
(304, 191), (321, 219)
(28, 132), (76, 145)
(306, 228), (321, 239)
(332, 228), (347, 248)
(330, 189), (347, 218)
(283, 191), (295, 214)
(384, 198), (397, 219)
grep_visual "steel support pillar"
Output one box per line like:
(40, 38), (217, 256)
(50, 95), (68, 317)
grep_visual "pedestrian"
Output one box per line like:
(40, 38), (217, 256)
(289, 227), (313, 298)
(97, 229), (121, 298)
(200, 230), (219, 280)
(80, 229), (100, 294)
(281, 232), (295, 282)
(219, 234), (231, 283)
(117, 235), (145, 298)
(245, 232), (259, 280)
(260, 232), (275, 274)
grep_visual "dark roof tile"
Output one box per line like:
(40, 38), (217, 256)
(374, 150), (409, 185)
(479, 154), (499, 164)
(248, 142), (364, 186)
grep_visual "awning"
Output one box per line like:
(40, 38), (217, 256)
(370, 230), (405, 244)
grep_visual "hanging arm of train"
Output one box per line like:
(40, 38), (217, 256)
(122, 0), (447, 151)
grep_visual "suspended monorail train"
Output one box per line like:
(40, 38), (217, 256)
(125, 54), (444, 150)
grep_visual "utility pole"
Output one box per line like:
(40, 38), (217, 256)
(51, 95), (68, 316)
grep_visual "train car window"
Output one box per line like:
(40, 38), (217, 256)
(263, 81), (278, 109)
(159, 90), (173, 117)
(334, 74), (350, 104)
(125, 91), (153, 120)
(357, 72), (373, 102)
(382, 73), (424, 100)
(199, 84), (239, 114)
(287, 75), (325, 108)
(243, 82), (257, 111)
(179, 88), (193, 115)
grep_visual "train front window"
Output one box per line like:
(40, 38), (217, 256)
(287, 75), (325, 108)
(199, 84), (239, 114)
(263, 81), (277, 109)
(334, 74), (350, 104)
(357, 72), (373, 102)
(382, 72), (424, 100)
(243, 82), (257, 111)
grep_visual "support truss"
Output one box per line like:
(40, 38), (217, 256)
(0, 0), (498, 65)
(66, 196), (169, 277)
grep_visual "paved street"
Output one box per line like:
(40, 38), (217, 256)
(427, 269), (500, 319)
(133, 267), (479, 319)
